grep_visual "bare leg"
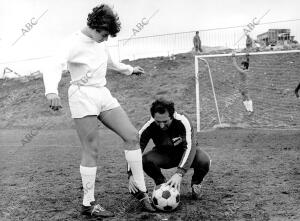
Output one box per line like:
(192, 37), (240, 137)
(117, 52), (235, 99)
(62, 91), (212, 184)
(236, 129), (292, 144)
(98, 106), (139, 150)
(74, 116), (99, 167)
(239, 72), (251, 101)
(74, 115), (99, 207)
(98, 106), (147, 192)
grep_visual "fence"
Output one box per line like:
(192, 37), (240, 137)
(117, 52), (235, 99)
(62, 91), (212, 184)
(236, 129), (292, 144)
(112, 18), (300, 61)
(1, 19), (300, 77)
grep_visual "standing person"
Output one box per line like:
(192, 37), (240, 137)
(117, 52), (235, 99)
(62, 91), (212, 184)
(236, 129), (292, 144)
(128, 98), (211, 200)
(193, 31), (202, 53)
(246, 34), (253, 50)
(232, 52), (253, 112)
(295, 82), (300, 98)
(43, 4), (155, 219)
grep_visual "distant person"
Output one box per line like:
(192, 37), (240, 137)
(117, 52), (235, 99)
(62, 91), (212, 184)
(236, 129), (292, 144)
(246, 34), (253, 50)
(127, 98), (211, 200)
(295, 82), (300, 98)
(232, 52), (253, 112)
(253, 40), (261, 51)
(193, 31), (202, 53)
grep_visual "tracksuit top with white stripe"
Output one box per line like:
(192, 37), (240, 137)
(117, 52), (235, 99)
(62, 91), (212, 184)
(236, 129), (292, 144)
(139, 112), (196, 176)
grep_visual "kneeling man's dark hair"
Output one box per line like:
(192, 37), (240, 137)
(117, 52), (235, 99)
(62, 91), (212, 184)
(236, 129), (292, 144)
(150, 98), (175, 118)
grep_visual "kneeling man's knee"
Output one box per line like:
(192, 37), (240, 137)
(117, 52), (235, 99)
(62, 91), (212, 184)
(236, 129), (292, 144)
(195, 148), (211, 172)
(142, 153), (153, 165)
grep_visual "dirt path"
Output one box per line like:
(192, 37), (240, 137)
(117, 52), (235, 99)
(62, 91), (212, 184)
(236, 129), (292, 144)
(0, 128), (299, 221)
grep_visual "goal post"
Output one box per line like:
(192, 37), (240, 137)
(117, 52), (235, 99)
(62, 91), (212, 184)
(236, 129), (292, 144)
(194, 49), (300, 132)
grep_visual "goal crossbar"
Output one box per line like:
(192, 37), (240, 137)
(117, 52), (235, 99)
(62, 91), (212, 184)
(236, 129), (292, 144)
(194, 50), (300, 132)
(195, 49), (300, 59)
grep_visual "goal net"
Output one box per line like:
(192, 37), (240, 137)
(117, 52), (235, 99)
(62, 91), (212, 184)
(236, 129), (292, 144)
(194, 50), (300, 132)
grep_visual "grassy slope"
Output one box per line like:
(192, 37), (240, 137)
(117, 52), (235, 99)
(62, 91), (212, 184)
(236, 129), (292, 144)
(0, 53), (196, 130)
(0, 51), (300, 130)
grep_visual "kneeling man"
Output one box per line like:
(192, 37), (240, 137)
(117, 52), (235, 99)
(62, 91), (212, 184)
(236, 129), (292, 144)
(128, 98), (211, 199)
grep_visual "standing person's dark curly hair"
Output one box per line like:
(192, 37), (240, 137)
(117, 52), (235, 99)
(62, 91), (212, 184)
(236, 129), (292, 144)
(87, 4), (121, 37)
(150, 98), (175, 119)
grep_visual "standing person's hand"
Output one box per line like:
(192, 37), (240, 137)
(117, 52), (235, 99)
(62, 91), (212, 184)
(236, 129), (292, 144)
(166, 173), (182, 191)
(132, 66), (145, 75)
(46, 93), (62, 111)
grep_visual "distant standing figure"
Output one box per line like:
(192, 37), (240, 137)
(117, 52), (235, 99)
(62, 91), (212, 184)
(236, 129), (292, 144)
(246, 34), (253, 50)
(295, 82), (300, 98)
(193, 31), (202, 53)
(232, 52), (253, 112)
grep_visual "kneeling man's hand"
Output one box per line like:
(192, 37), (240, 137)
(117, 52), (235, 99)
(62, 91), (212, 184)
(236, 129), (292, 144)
(128, 175), (139, 193)
(166, 173), (182, 191)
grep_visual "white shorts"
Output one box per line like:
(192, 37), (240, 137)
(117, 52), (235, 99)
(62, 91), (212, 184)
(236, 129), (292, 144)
(68, 85), (120, 118)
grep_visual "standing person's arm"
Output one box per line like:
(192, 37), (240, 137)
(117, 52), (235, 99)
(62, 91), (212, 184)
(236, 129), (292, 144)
(295, 82), (300, 98)
(232, 54), (247, 74)
(43, 54), (68, 95)
(42, 43), (69, 110)
(106, 45), (144, 75)
(106, 45), (133, 75)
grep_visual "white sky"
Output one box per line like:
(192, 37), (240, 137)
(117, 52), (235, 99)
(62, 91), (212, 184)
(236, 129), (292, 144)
(0, 0), (299, 63)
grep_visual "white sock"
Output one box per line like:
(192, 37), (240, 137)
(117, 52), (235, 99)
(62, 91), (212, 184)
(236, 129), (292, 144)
(80, 165), (97, 206)
(243, 101), (249, 111)
(125, 149), (147, 192)
(248, 100), (253, 112)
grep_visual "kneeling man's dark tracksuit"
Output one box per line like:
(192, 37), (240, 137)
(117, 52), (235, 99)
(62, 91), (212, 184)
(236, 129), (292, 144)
(129, 112), (210, 186)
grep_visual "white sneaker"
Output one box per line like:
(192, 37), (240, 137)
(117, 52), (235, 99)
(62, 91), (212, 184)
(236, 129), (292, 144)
(243, 100), (253, 112)
(243, 101), (250, 111)
(248, 100), (253, 112)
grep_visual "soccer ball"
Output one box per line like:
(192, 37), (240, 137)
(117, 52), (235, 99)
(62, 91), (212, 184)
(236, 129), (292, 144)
(152, 183), (180, 211)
